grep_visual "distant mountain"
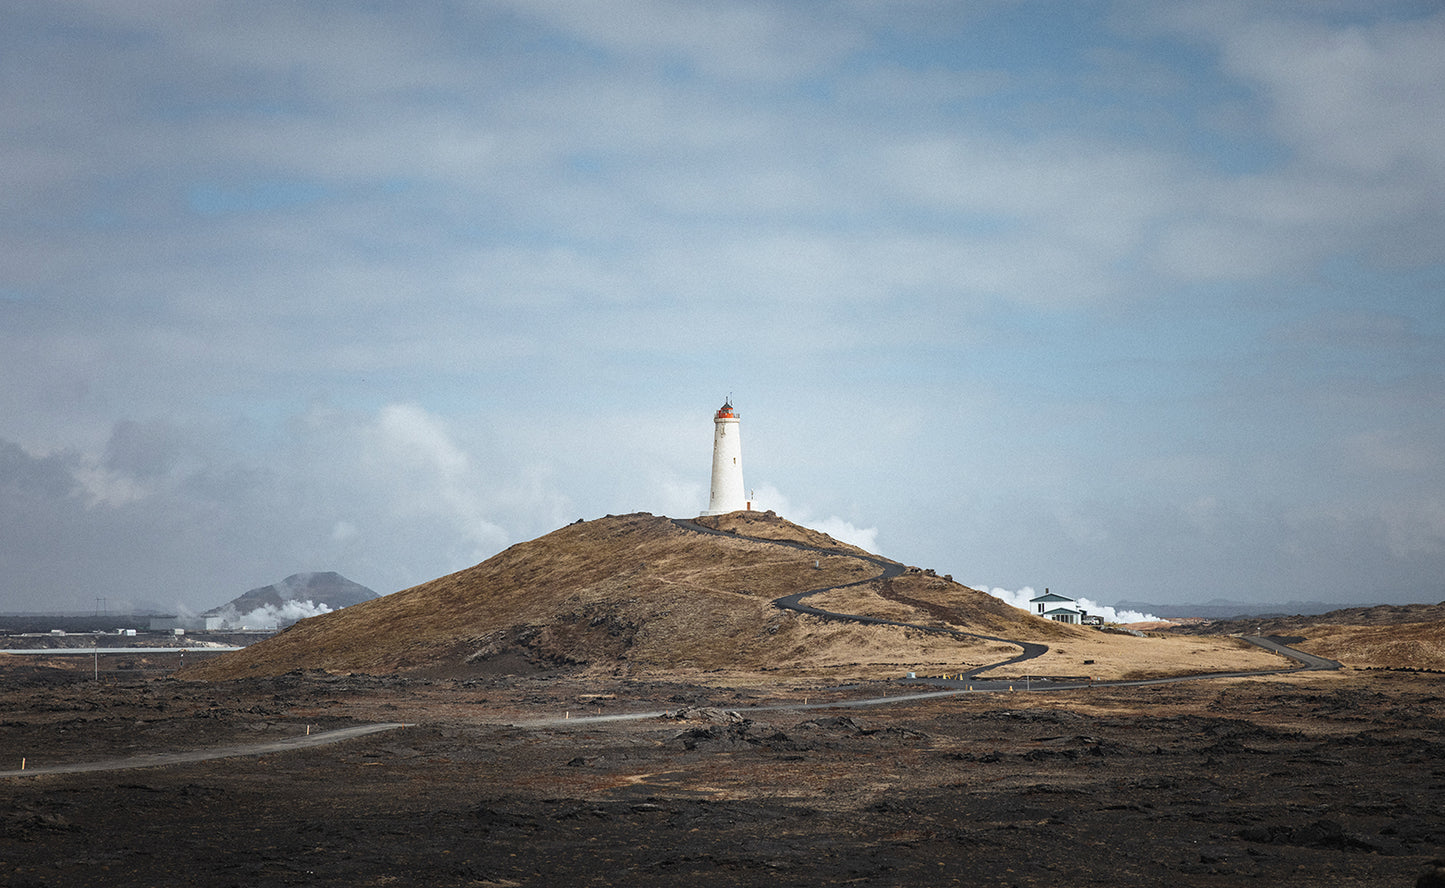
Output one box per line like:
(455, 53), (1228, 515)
(204, 572), (379, 628)
(1170, 600), (1445, 634)
(1114, 599), (1352, 621)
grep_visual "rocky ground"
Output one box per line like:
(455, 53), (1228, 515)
(2, 658), (1444, 887)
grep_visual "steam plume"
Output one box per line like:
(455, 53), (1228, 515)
(212, 599), (333, 630)
(974, 585), (1160, 624)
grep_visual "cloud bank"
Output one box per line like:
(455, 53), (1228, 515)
(1, 2), (1442, 613)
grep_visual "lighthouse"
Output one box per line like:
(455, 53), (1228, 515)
(701, 399), (747, 516)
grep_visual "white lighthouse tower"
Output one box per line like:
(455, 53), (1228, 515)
(701, 398), (747, 516)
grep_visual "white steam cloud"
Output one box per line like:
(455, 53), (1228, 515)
(212, 599), (333, 630)
(974, 585), (1161, 624)
(810, 517), (880, 553)
(746, 484), (881, 552)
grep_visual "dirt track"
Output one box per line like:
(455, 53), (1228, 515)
(0, 722), (410, 777)
(2, 662), (1442, 887)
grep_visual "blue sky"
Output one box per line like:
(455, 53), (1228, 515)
(2, 0), (1443, 613)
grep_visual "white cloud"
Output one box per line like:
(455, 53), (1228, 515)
(70, 462), (151, 508)
(373, 403), (470, 479)
(1136, 2), (1445, 272)
(0, 401), (568, 610)
(496, 0), (862, 83)
(296, 403), (514, 570)
(1221, 11), (1445, 181)
(1377, 500), (1445, 559)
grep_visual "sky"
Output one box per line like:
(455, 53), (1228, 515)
(2, 0), (1443, 614)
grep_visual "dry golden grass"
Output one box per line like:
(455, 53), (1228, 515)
(804, 585), (923, 623)
(1291, 620), (1445, 670)
(882, 574), (1081, 638)
(980, 631), (1285, 681)
(695, 510), (877, 557)
(186, 513), (885, 680)
(185, 511), (1299, 683)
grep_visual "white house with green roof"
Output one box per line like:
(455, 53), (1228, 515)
(1029, 587), (1083, 624)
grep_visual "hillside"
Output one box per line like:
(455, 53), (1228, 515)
(1166, 601), (1445, 670)
(1172, 600), (1445, 634)
(1291, 621), (1445, 670)
(185, 511), (1279, 682)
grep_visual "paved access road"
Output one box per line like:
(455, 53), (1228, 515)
(671, 517), (1338, 685)
(675, 517), (1049, 676)
(1240, 635), (1342, 670)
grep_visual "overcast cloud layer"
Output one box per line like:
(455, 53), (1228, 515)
(2, 1), (1442, 613)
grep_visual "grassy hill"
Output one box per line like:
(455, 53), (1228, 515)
(1167, 602), (1445, 671)
(185, 511), (1280, 682)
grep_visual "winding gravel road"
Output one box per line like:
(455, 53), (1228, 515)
(0, 723), (413, 778)
(674, 517), (1050, 676)
(670, 516), (1338, 686)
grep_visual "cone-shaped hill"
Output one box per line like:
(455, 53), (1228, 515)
(184, 511), (1204, 682)
(208, 571), (377, 615)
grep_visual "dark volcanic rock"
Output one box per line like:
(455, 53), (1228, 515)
(2, 668), (1443, 886)
(1417, 859), (1445, 888)
(1238, 818), (1385, 853)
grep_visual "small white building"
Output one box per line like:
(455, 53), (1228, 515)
(149, 615), (226, 632)
(1030, 588), (1083, 624)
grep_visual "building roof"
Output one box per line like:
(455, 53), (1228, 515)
(1030, 592), (1075, 603)
(1043, 606), (1082, 616)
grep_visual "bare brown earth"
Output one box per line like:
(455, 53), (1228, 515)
(4, 512), (1443, 886)
(185, 512), (1280, 683)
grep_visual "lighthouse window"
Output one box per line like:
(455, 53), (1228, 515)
(732, 458), (737, 464)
